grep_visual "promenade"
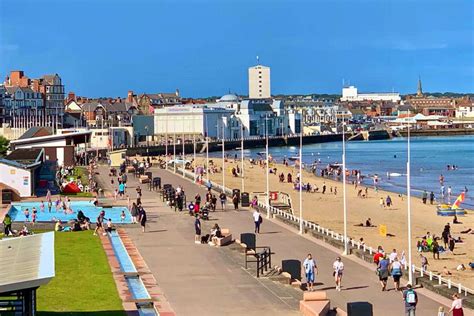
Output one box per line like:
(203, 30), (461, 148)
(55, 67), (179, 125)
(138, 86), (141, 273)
(97, 166), (454, 316)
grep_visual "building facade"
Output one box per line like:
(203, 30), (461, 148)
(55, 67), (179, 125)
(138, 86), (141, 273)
(248, 65), (271, 99)
(341, 86), (401, 102)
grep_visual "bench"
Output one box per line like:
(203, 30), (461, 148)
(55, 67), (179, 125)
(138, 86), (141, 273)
(213, 228), (233, 247)
(139, 175), (150, 184)
(126, 166), (135, 173)
(299, 291), (331, 316)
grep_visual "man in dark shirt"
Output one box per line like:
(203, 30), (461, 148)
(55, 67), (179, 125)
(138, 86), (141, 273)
(194, 215), (201, 244)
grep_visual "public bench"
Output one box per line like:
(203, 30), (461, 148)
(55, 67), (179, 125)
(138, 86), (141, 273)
(213, 228), (233, 247)
(299, 291), (331, 316)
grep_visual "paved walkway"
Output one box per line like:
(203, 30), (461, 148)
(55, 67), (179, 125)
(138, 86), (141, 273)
(98, 166), (452, 316)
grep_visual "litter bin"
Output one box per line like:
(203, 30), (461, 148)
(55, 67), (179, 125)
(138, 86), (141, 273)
(241, 192), (250, 207)
(240, 233), (256, 251)
(282, 259), (301, 281)
(347, 302), (373, 316)
(232, 189), (241, 203)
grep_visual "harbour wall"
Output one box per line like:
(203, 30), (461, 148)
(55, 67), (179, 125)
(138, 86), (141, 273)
(398, 128), (474, 137)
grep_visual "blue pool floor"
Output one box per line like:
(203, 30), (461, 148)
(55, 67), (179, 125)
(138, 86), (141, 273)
(9, 201), (132, 224)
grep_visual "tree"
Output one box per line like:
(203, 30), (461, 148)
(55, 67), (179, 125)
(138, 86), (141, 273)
(0, 135), (9, 157)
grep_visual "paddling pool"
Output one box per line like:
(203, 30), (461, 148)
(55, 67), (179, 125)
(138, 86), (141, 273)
(8, 201), (132, 223)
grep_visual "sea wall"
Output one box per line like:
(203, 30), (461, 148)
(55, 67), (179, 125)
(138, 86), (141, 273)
(399, 128), (474, 137)
(126, 130), (390, 157)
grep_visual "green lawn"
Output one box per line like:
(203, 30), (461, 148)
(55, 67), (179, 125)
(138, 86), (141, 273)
(60, 167), (94, 198)
(37, 231), (125, 315)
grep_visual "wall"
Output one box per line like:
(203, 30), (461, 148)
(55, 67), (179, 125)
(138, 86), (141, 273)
(0, 164), (32, 197)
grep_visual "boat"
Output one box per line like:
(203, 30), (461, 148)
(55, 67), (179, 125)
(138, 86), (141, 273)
(436, 192), (467, 216)
(288, 156), (299, 161)
(389, 173), (402, 177)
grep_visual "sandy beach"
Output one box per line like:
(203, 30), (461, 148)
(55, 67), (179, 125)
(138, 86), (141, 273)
(190, 155), (474, 289)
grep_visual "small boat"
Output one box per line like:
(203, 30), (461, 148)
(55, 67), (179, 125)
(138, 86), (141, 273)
(288, 156), (299, 161)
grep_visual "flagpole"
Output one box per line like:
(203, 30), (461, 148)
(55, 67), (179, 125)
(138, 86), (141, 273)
(206, 119), (209, 182)
(298, 112), (303, 234)
(173, 132), (176, 173)
(222, 117), (225, 191)
(342, 116), (348, 254)
(182, 117), (185, 178)
(266, 114), (270, 219)
(407, 113), (413, 284)
(241, 122), (245, 193)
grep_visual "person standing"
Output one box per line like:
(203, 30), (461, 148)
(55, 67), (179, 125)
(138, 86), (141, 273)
(253, 209), (262, 234)
(333, 257), (344, 291)
(232, 192), (239, 210)
(194, 214), (201, 244)
(377, 254), (390, 291)
(118, 182), (125, 199)
(139, 206), (147, 233)
(219, 192), (227, 210)
(432, 239), (440, 260)
(449, 293), (464, 316)
(422, 190), (428, 204)
(429, 191), (435, 205)
(303, 254), (318, 292)
(130, 202), (138, 224)
(402, 284), (418, 316)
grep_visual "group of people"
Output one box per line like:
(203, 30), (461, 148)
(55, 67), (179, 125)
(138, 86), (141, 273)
(302, 254), (344, 292)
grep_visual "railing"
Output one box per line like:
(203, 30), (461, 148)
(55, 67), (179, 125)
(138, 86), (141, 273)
(165, 163), (474, 298)
(255, 200), (474, 297)
(245, 246), (272, 278)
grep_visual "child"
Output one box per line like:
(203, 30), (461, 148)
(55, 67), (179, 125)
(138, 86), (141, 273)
(114, 189), (118, 201)
(24, 208), (30, 222)
(106, 218), (113, 233)
(48, 200), (52, 213)
(40, 201), (45, 212)
(120, 210), (126, 223)
(438, 306), (445, 316)
(32, 208), (37, 225)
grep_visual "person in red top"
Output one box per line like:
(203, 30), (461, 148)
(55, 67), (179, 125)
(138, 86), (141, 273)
(374, 251), (384, 265)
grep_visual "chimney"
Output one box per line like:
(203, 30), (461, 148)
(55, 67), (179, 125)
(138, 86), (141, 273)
(127, 90), (134, 103)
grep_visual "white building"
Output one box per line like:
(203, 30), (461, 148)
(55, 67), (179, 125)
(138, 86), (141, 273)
(341, 86), (401, 102)
(154, 105), (240, 140)
(456, 104), (474, 118)
(248, 65), (271, 99)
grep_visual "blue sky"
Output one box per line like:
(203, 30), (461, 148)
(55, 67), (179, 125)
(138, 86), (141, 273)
(0, 0), (473, 97)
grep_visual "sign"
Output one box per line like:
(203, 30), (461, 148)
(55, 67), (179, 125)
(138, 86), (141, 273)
(23, 176), (29, 186)
(10, 169), (16, 175)
(379, 224), (387, 237)
(270, 191), (278, 201)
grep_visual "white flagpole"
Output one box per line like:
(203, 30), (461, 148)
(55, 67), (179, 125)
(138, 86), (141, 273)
(299, 112), (303, 234)
(173, 132), (176, 173)
(342, 116), (348, 254)
(206, 119), (209, 182)
(407, 113), (413, 284)
(266, 114), (270, 219)
(222, 118), (225, 191)
(241, 122), (245, 193)
(182, 117), (185, 178)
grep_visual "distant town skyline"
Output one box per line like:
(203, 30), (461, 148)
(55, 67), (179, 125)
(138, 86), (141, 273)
(1, 0), (473, 98)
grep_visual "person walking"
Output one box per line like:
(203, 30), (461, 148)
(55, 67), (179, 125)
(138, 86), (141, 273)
(139, 206), (147, 233)
(429, 191), (435, 205)
(2, 214), (13, 236)
(303, 254), (318, 292)
(402, 284), (418, 316)
(253, 209), (262, 233)
(449, 293), (464, 316)
(232, 192), (239, 210)
(432, 239), (440, 260)
(377, 254), (390, 291)
(390, 257), (403, 291)
(219, 192), (227, 210)
(130, 202), (138, 224)
(194, 214), (201, 244)
(333, 257), (344, 291)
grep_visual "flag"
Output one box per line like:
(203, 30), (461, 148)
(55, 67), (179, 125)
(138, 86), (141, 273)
(451, 192), (465, 209)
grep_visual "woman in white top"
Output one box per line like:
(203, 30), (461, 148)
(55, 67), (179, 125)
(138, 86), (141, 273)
(449, 293), (463, 316)
(333, 257), (344, 291)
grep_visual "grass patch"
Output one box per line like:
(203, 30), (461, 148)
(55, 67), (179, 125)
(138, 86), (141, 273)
(71, 167), (90, 186)
(60, 192), (94, 198)
(37, 231), (124, 315)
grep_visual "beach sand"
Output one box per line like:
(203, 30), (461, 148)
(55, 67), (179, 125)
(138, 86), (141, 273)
(191, 155), (474, 289)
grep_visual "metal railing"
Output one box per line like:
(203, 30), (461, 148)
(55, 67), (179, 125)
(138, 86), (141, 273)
(245, 246), (272, 278)
(165, 164), (474, 297)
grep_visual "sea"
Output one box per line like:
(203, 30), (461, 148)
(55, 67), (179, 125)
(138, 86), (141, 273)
(218, 135), (474, 209)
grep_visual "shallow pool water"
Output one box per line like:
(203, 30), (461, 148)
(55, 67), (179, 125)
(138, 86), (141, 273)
(9, 200), (132, 224)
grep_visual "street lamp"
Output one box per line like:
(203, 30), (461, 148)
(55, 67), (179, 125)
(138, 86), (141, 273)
(298, 112), (303, 234)
(342, 117), (348, 255)
(240, 123), (245, 193)
(265, 114), (270, 219)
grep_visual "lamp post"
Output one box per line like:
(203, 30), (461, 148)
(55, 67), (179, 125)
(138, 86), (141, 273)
(165, 114), (168, 165)
(342, 116), (348, 255)
(298, 112), (303, 234)
(173, 132), (176, 173)
(182, 117), (185, 178)
(265, 114), (270, 219)
(206, 118), (209, 181)
(407, 114), (413, 285)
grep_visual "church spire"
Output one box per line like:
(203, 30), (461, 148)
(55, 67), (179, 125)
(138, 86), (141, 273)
(417, 76), (423, 97)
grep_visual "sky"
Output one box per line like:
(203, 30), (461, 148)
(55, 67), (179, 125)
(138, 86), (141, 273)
(0, 0), (473, 98)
